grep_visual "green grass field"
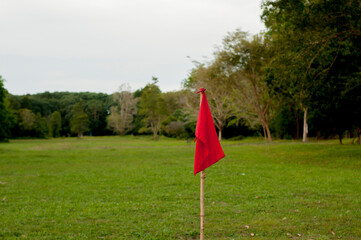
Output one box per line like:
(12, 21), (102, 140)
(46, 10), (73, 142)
(0, 136), (360, 239)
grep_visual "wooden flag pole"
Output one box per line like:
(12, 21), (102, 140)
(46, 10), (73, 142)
(200, 170), (205, 240)
(200, 93), (205, 240)
(195, 87), (225, 240)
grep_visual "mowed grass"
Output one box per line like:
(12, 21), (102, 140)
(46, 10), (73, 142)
(0, 136), (360, 240)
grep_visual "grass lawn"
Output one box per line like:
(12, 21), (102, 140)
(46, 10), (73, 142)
(0, 136), (360, 239)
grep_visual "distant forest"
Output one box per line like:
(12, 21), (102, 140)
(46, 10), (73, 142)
(1, 0), (360, 144)
(0, 82), (257, 140)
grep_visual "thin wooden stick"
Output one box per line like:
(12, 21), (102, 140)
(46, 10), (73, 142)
(200, 170), (205, 240)
(199, 92), (205, 240)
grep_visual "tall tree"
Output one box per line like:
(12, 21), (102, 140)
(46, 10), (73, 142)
(17, 109), (48, 138)
(139, 77), (168, 140)
(107, 84), (138, 135)
(186, 59), (235, 141)
(186, 30), (275, 141)
(220, 31), (275, 141)
(48, 111), (62, 137)
(262, 0), (361, 142)
(18, 108), (36, 132)
(33, 112), (48, 138)
(70, 100), (90, 138)
(0, 76), (14, 141)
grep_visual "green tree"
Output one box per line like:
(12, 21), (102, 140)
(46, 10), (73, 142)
(186, 59), (236, 141)
(0, 76), (14, 141)
(85, 99), (103, 135)
(19, 108), (36, 132)
(17, 108), (49, 138)
(220, 31), (275, 141)
(33, 112), (48, 138)
(262, 0), (361, 142)
(185, 31), (275, 141)
(17, 109), (48, 138)
(161, 108), (191, 139)
(161, 90), (190, 139)
(48, 111), (62, 137)
(262, 0), (318, 142)
(70, 100), (90, 138)
(139, 77), (168, 140)
(6, 92), (113, 138)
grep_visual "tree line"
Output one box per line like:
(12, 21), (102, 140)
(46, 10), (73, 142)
(0, 74), (256, 141)
(1, 0), (360, 144)
(185, 0), (361, 144)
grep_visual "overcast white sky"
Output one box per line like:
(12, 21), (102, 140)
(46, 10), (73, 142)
(1, 0), (265, 95)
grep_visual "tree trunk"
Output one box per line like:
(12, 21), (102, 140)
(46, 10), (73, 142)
(265, 123), (272, 142)
(151, 122), (158, 140)
(351, 133), (356, 144)
(262, 125), (267, 141)
(303, 107), (308, 143)
(78, 132), (83, 138)
(352, 127), (361, 145)
(338, 133), (343, 145)
(153, 130), (158, 140)
(296, 109), (300, 140)
(218, 128), (222, 141)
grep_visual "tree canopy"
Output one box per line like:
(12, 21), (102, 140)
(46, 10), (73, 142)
(70, 100), (90, 138)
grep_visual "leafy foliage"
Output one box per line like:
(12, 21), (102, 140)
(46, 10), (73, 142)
(262, 0), (361, 142)
(0, 76), (14, 141)
(70, 100), (90, 138)
(139, 78), (168, 140)
(48, 111), (62, 138)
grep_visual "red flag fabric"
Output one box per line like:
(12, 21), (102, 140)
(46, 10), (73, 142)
(194, 88), (225, 175)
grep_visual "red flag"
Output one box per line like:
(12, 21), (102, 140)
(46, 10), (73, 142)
(194, 88), (225, 175)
